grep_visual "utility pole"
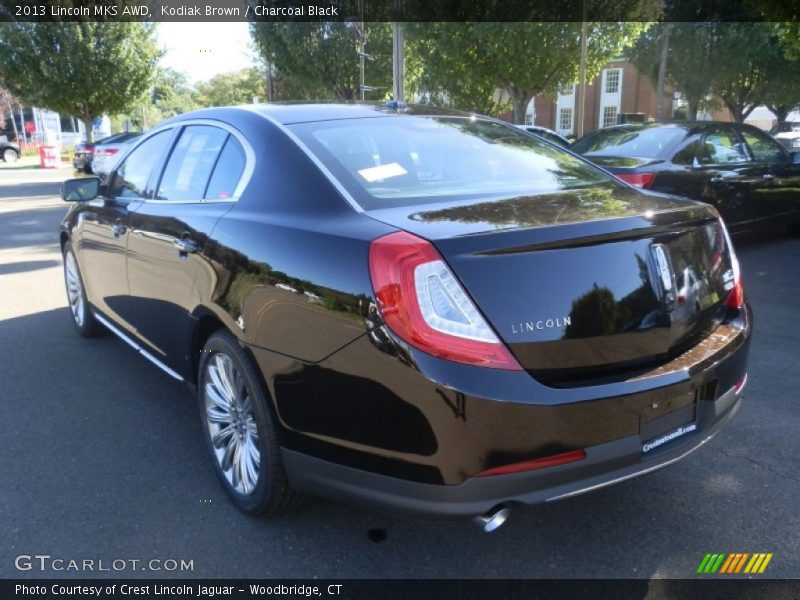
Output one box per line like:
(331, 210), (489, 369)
(392, 22), (405, 102)
(655, 25), (671, 122)
(358, 0), (365, 101)
(575, 0), (589, 139)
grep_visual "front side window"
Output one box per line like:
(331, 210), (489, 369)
(742, 128), (786, 164)
(156, 125), (229, 201)
(110, 131), (171, 199)
(290, 116), (616, 210)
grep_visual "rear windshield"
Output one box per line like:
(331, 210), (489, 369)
(572, 127), (684, 159)
(289, 116), (616, 210)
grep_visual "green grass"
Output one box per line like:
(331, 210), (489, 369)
(0, 154), (73, 170)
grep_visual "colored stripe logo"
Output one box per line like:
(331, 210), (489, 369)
(697, 553), (773, 574)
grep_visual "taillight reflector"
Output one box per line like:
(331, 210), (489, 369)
(368, 231), (522, 370)
(476, 449), (587, 477)
(616, 172), (655, 189)
(95, 148), (118, 156)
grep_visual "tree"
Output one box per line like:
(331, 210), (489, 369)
(193, 68), (266, 108)
(0, 22), (160, 143)
(0, 84), (21, 141)
(706, 23), (787, 124)
(408, 20), (653, 123)
(250, 22), (393, 101)
(627, 23), (720, 121)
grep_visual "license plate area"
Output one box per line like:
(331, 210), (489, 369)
(640, 388), (698, 453)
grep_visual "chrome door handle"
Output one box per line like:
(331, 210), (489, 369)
(762, 173), (776, 180)
(709, 176), (724, 184)
(173, 238), (199, 254)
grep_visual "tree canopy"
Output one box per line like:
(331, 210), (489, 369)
(407, 20), (653, 123)
(194, 68), (266, 107)
(628, 21), (800, 123)
(250, 22), (393, 102)
(0, 21), (160, 142)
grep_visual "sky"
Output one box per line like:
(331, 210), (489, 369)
(157, 22), (256, 83)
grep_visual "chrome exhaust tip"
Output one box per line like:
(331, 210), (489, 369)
(471, 505), (511, 533)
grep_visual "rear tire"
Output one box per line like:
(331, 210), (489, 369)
(198, 330), (304, 515)
(62, 245), (103, 337)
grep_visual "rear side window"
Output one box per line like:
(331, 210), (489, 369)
(742, 129), (785, 164)
(156, 125), (228, 201)
(110, 131), (171, 200)
(571, 127), (683, 158)
(699, 130), (748, 165)
(205, 137), (246, 200)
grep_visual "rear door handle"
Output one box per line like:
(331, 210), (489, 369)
(709, 176), (724, 184)
(173, 237), (199, 254)
(762, 173), (776, 180)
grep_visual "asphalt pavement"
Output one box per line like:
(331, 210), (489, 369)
(0, 169), (798, 579)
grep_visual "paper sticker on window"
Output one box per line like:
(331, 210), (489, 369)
(358, 162), (408, 183)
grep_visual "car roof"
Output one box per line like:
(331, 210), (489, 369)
(164, 103), (480, 127)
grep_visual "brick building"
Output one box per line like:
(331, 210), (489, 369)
(524, 58), (677, 137)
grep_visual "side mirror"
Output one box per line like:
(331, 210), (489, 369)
(692, 156), (702, 169)
(61, 177), (100, 202)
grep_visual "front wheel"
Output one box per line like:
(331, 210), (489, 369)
(2, 148), (18, 163)
(63, 245), (102, 337)
(198, 330), (304, 515)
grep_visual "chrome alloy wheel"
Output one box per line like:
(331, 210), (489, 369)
(64, 250), (85, 327)
(203, 353), (262, 495)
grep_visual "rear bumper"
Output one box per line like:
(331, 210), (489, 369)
(283, 384), (743, 520)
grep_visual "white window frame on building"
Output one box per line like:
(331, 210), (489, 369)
(599, 68), (623, 129)
(555, 84), (576, 136)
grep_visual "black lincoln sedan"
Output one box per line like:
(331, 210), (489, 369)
(59, 105), (750, 531)
(572, 122), (800, 236)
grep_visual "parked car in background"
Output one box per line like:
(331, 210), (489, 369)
(514, 124), (570, 147)
(73, 140), (95, 173)
(91, 132), (142, 179)
(572, 122), (800, 235)
(58, 105), (750, 530)
(73, 132), (142, 175)
(770, 122), (800, 154)
(1, 139), (20, 163)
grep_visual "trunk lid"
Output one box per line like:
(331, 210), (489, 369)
(367, 186), (735, 385)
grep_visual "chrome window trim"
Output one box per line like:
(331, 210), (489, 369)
(125, 118), (254, 205)
(245, 106), (365, 213)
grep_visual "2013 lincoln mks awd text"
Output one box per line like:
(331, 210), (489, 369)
(59, 105), (750, 531)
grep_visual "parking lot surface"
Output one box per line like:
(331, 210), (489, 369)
(0, 170), (798, 578)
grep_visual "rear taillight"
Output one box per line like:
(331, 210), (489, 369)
(616, 172), (655, 189)
(368, 231), (522, 370)
(95, 148), (118, 157)
(720, 218), (744, 309)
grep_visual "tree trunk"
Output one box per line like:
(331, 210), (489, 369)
(687, 99), (699, 121)
(81, 115), (94, 144)
(511, 94), (531, 125)
(768, 105), (790, 128)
